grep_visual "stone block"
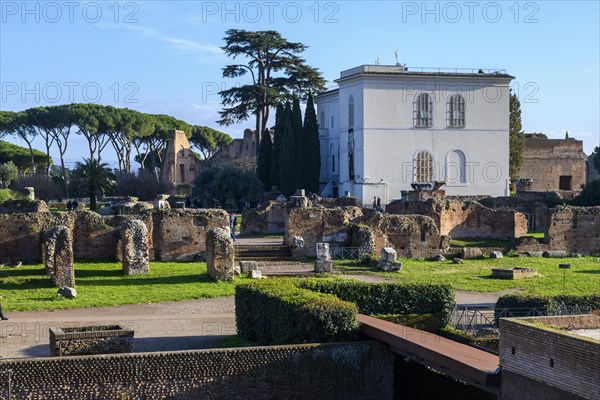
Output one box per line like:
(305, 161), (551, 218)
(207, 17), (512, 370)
(490, 251), (503, 259)
(432, 254), (446, 262)
(543, 250), (567, 258)
(525, 251), (544, 257)
(250, 270), (263, 279)
(377, 260), (402, 272)
(154, 194), (171, 210)
(316, 243), (330, 260)
(380, 247), (397, 263)
(453, 258), (464, 264)
(57, 287), (77, 298)
(43, 226), (75, 288)
(292, 236), (305, 248)
(239, 261), (259, 274)
(462, 247), (483, 259)
(314, 259), (333, 273)
(206, 227), (235, 281)
(121, 220), (149, 275)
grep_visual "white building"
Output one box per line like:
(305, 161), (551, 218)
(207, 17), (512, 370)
(317, 64), (514, 204)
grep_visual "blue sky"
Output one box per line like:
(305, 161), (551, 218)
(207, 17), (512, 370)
(1, 0), (599, 167)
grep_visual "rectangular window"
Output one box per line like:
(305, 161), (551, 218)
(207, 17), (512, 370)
(559, 176), (572, 190)
(332, 155), (336, 173)
(180, 164), (185, 183)
(330, 116), (334, 129)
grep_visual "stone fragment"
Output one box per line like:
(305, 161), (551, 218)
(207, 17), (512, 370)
(314, 259), (333, 273)
(250, 270), (263, 279)
(233, 265), (241, 276)
(462, 247), (483, 259)
(380, 247), (397, 263)
(24, 186), (35, 200)
(453, 258), (464, 264)
(292, 236), (305, 248)
(490, 251), (503, 259)
(542, 250), (567, 258)
(121, 220), (149, 275)
(154, 194), (171, 210)
(206, 227), (235, 281)
(432, 254), (446, 262)
(57, 287), (77, 298)
(316, 243), (331, 260)
(525, 251), (544, 257)
(239, 261), (259, 274)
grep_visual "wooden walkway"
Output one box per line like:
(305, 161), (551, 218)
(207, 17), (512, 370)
(358, 314), (500, 393)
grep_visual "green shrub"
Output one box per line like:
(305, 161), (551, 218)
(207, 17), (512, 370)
(495, 294), (600, 319)
(297, 278), (455, 328)
(235, 279), (359, 345)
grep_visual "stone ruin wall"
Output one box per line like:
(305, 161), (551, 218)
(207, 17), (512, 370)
(285, 206), (443, 258)
(386, 197), (529, 240)
(0, 209), (228, 264)
(544, 206), (600, 255)
(241, 201), (287, 235)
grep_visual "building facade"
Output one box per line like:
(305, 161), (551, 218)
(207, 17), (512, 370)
(316, 65), (514, 204)
(161, 130), (200, 196)
(518, 135), (587, 191)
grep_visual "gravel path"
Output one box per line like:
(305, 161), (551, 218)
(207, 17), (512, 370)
(0, 297), (236, 359)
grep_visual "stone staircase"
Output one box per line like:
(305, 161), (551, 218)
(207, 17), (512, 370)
(234, 244), (294, 261)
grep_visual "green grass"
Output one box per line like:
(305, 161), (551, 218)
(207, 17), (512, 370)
(524, 231), (545, 239)
(0, 260), (247, 312)
(450, 237), (512, 248)
(334, 256), (600, 296)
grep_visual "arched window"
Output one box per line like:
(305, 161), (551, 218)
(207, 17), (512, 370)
(348, 96), (354, 129)
(414, 151), (433, 183)
(329, 143), (336, 174)
(320, 111), (325, 128)
(447, 94), (465, 127)
(446, 150), (466, 184)
(414, 93), (432, 127)
(330, 115), (334, 129)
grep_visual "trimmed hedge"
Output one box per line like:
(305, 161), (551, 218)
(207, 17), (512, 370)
(297, 278), (455, 328)
(235, 279), (359, 345)
(495, 294), (600, 318)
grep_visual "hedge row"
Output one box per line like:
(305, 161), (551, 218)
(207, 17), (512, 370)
(495, 294), (600, 318)
(297, 278), (455, 328)
(235, 279), (359, 345)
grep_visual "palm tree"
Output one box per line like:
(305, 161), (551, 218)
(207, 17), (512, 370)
(70, 158), (116, 211)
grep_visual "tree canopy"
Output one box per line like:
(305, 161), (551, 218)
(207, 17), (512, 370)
(217, 29), (326, 144)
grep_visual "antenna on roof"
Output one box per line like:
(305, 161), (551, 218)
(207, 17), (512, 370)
(375, 56), (380, 65)
(395, 49), (399, 65)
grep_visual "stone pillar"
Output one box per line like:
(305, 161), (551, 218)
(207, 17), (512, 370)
(24, 187), (35, 200)
(154, 194), (171, 210)
(121, 220), (149, 275)
(43, 226), (75, 288)
(314, 242), (332, 273)
(206, 227), (235, 281)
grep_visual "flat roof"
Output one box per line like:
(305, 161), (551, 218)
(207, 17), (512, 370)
(339, 65), (514, 80)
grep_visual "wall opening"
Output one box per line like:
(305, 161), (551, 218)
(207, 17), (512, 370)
(559, 175), (572, 190)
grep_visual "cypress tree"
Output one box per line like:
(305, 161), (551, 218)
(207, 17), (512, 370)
(302, 94), (320, 194)
(279, 102), (297, 196)
(291, 97), (303, 190)
(509, 91), (525, 180)
(257, 127), (273, 191)
(271, 103), (285, 190)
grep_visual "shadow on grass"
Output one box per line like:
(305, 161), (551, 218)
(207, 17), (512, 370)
(76, 274), (208, 287)
(0, 268), (46, 277)
(574, 269), (600, 274)
(75, 269), (123, 278)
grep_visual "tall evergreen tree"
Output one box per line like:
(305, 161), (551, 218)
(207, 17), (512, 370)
(279, 103), (297, 196)
(593, 147), (600, 174)
(302, 94), (320, 193)
(271, 103), (285, 189)
(291, 97), (303, 188)
(509, 91), (525, 180)
(257, 128), (273, 191)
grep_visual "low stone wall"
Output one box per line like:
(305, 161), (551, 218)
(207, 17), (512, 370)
(386, 197), (528, 240)
(240, 201), (287, 235)
(0, 209), (228, 263)
(0, 342), (394, 399)
(492, 267), (538, 280)
(49, 325), (134, 356)
(286, 206), (442, 258)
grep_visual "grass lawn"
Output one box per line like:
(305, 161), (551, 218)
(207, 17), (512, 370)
(335, 256), (600, 296)
(1, 260), (247, 312)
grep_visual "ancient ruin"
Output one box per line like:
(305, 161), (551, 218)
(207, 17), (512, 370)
(205, 227), (235, 281)
(121, 220), (150, 275)
(42, 225), (75, 288)
(49, 325), (135, 356)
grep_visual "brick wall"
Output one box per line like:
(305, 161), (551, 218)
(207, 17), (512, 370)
(499, 317), (600, 400)
(545, 206), (600, 255)
(0, 342), (394, 399)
